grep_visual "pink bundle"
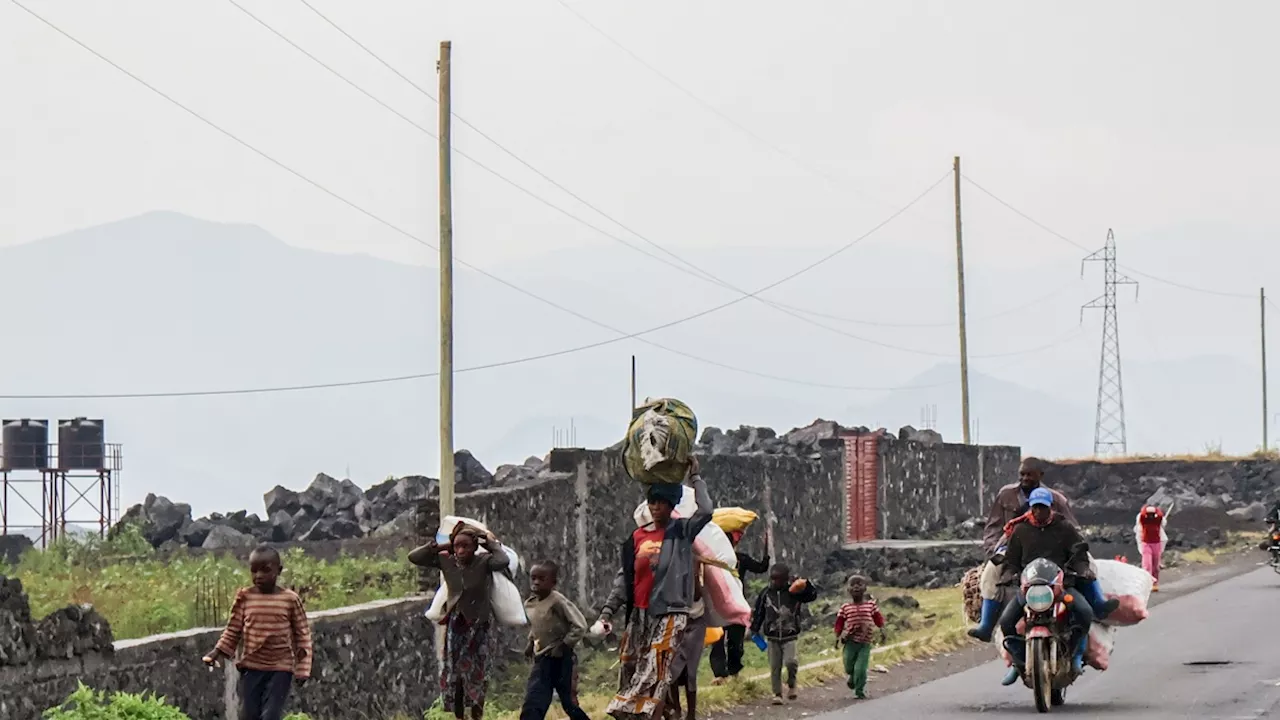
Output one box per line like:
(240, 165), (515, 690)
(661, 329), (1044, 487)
(1094, 559), (1153, 627)
(694, 537), (753, 627)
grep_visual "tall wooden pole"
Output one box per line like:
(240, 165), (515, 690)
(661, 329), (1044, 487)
(438, 41), (455, 516)
(1264, 287), (1269, 452)
(953, 156), (972, 444)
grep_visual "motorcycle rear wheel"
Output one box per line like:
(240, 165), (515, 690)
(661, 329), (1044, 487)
(1029, 637), (1053, 713)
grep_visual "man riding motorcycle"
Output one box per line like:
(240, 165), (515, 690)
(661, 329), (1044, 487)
(996, 488), (1097, 685)
(971, 458), (1118, 648)
(971, 457), (1079, 641)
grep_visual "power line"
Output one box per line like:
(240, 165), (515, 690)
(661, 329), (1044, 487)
(10, 2), (1083, 397)
(549, 0), (950, 231)
(961, 174), (1254, 300)
(768, 279), (1080, 329)
(228, 1), (992, 359)
(221, 0), (722, 289)
(7, 0), (977, 390)
(290, 3), (1075, 337)
(0, 325), (1084, 400)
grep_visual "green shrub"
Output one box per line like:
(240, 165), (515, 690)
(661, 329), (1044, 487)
(44, 682), (189, 719)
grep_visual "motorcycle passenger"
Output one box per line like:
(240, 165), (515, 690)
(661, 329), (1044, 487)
(1266, 501), (1280, 533)
(970, 457), (1078, 642)
(996, 488), (1103, 685)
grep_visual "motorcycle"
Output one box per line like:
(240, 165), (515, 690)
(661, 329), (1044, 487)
(1002, 558), (1083, 713)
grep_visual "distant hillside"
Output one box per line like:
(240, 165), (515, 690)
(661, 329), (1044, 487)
(0, 211), (1261, 518)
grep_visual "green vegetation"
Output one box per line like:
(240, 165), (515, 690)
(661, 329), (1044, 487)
(4, 526), (416, 640)
(42, 683), (189, 720)
(42, 684), (319, 720)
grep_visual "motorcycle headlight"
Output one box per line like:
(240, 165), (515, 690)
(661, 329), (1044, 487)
(1025, 585), (1055, 612)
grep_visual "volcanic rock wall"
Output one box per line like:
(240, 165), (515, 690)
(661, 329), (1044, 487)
(417, 447), (846, 611)
(876, 433), (1022, 538)
(0, 595), (437, 720)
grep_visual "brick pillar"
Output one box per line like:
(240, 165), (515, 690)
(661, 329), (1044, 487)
(842, 432), (882, 543)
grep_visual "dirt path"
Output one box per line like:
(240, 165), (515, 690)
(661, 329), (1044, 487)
(705, 551), (1264, 720)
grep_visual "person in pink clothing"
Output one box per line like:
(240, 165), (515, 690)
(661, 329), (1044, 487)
(1134, 505), (1167, 590)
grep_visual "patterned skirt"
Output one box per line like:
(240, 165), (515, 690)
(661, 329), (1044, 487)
(441, 611), (492, 713)
(607, 611), (689, 720)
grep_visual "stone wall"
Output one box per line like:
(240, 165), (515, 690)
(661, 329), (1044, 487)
(418, 447), (845, 613)
(0, 597), (438, 720)
(876, 434), (1021, 539)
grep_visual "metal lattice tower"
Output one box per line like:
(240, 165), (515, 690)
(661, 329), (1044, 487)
(1082, 229), (1139, 456)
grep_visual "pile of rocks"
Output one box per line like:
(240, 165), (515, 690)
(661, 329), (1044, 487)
(118, 450), (554, 550)
(0, 536), (33, 566)
(0, 575), (112, 667)
(1048, 459), (1278, 516)
(698, 419), (871, 457)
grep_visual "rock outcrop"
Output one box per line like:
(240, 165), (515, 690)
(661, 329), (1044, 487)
(118, 449), (545, 549)
(0, 575), (112, 668)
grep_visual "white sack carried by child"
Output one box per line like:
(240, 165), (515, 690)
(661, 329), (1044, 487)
(424, 515), (527, 626)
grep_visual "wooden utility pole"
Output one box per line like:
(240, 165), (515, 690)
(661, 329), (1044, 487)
(1264, 287), (1269, 452)
(630, 355), (637, 410)
(953, 156), (972, 444)
(438, 41), (455, 517)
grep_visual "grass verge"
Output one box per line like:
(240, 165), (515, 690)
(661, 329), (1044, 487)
(487, 585), (967, 720)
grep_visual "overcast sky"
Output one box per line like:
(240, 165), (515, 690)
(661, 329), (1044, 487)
(4, 0), (1280, 478)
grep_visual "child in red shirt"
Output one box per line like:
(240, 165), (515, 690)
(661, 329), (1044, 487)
(833, 575), (885, 700)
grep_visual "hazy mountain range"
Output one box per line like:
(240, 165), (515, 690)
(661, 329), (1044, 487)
(0, 212), (1267, 519)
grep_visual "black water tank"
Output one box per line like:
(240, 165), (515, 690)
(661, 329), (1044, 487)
(58, 418), (105, 470)
(2, 419), (49, 470)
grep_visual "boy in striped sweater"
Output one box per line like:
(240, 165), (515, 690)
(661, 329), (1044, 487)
(203, 545), (313, 720)
(833, 575), (884, 700)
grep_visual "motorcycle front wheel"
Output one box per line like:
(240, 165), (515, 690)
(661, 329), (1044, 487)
(1028, 637), (1053, 713)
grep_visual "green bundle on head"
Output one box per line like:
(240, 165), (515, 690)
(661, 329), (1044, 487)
(623, 397), (699, 485)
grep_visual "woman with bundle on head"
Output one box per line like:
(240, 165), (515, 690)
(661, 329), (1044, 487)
(409, 524), (510, 720)
(596, 458), (713, 720)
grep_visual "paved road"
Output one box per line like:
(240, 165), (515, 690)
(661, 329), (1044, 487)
(816, 565), (1280, 718)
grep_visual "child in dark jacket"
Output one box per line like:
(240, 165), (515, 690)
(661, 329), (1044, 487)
(750, 564), (818, 705)
(833, 575), (884, 699)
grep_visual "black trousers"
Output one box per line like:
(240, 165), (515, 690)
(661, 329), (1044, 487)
(239, 669), (292, 720)
(709, 624), (747, 678)
(519, 651), (591, 720)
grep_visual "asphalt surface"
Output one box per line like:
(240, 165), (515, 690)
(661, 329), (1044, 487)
(815, 564), (1280, 718)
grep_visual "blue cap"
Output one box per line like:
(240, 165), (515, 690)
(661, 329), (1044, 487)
(1028, 488), (1054, 507)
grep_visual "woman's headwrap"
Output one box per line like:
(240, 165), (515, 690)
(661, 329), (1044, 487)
(645, 482), (684, 508)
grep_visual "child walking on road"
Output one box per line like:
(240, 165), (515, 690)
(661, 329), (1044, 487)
(202, 545), (312, 720)
(750, 564), (818, 705)
(520, 561), (592, 720)
(833, 575), (884, 700)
